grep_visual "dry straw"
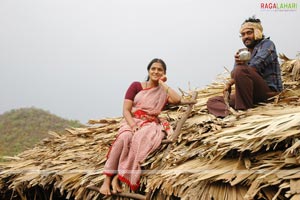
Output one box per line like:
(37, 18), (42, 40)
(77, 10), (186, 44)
(1, 54), (300, 200)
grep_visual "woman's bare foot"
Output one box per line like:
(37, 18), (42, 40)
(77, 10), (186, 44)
(99, 176), (112, 196)
(111, 175), (123, 194)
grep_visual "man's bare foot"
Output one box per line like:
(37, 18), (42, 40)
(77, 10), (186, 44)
(112, 175), (122, 194)
(99, 176), (112, 196)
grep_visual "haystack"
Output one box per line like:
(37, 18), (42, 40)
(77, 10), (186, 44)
(0, 54), (300, 200)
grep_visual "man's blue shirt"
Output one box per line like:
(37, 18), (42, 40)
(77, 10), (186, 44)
(234, 38), (283, 91)
(248, 38), (283, 91)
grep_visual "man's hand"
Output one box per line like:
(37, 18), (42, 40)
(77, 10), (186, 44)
(223, 83), (232, 96)
(235, 52), (247, 65)
(223, 79), (234, 97)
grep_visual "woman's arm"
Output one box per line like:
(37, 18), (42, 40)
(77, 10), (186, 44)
(158, 77), (181, 104)
(123, 99), (138, 131)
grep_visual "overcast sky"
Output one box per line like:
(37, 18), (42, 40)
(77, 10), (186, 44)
(0, 0), (299, 124)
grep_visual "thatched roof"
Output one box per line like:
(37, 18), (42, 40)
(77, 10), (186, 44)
(1, 54), (300, 200)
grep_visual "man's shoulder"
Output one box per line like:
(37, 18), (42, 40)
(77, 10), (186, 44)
(256, 37), (276, 49)
(262, 37), (275, 44)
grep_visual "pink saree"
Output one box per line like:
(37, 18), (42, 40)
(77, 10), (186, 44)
(103, 85), (169, 191)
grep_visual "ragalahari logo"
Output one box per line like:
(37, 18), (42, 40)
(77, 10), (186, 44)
(260, 2), (298, 11)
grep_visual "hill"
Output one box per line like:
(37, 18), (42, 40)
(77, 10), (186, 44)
(0, 107), (84, 159)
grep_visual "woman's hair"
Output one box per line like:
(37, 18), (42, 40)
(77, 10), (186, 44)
(146, 58), (167, 81)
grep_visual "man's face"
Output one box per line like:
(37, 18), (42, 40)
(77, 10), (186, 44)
(240, 28), (256, 48)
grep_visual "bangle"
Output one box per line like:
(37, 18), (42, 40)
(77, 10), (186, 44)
(166, 87), (170, 94)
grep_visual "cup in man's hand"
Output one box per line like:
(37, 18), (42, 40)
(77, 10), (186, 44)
(238, 49), (251, 61)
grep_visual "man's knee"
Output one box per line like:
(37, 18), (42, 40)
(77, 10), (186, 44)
(233, 65), (248, 78)
(234, 65), (258, 78)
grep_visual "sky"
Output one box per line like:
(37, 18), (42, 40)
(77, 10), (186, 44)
(0, 0), (299, 124)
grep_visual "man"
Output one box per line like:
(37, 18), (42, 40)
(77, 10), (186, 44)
(207, 17), (283, 117)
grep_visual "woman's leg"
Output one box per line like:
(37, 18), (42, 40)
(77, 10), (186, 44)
(99, 175), (112, 195)
(112, 175), (123, 193)
(103, 131), (133, 175)
(119, 124), (164, 190)
(100, 131), (132, 195)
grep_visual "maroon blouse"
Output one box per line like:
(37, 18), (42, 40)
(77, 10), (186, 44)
(124, 81), (143, 101)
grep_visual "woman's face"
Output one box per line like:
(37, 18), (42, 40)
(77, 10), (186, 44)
(148, 62), (165, 81)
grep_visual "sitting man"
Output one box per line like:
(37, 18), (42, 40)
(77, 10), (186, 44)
(207, 16), (283, 117)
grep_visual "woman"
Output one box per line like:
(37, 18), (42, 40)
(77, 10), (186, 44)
(100, 58), (181, 196)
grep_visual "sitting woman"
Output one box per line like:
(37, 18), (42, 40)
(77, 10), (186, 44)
(99, 58), (181, 195)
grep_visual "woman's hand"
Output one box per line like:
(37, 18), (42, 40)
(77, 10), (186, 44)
(159, 75), (167, 84)
(131, 124), (139, 133)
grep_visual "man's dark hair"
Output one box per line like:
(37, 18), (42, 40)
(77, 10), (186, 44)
(244, 16), (261, 24)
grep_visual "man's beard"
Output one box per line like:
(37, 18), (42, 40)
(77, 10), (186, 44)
(244, 39), (259, 49)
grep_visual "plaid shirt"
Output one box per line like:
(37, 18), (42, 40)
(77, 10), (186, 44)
(248, 38), (283, 91)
